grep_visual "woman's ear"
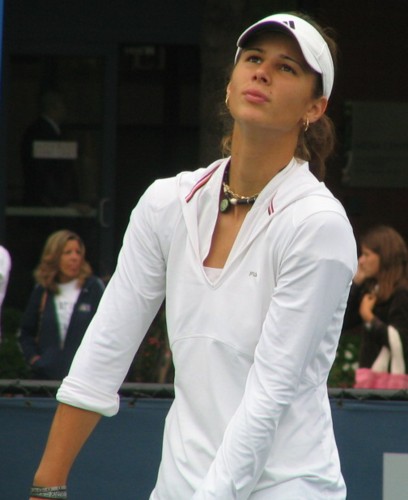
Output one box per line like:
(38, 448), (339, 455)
(308, 96), (328, 125)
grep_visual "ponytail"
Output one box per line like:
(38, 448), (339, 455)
(295, 113), (336, 181)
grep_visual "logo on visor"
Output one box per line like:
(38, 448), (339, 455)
(283, 20), (296, 29)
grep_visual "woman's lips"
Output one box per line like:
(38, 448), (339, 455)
(66, 266), (80, 274)
(243, 89), (269, 103)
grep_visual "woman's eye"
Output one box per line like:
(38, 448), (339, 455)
(247, 55), (261, 64)
(280, 64), (296, 74)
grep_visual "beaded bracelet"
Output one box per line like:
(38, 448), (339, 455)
(30, 485), (67, 499)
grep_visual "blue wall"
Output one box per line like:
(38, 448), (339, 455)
(2, 396), (408, 499)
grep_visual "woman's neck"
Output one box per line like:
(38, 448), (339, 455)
(229, 126), (297, 195)
(57, 276), (79, 285)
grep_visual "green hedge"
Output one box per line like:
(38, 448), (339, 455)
(328, 332), (361, 388)
(0, 307), (30, 379)
(0, 305), (358, 387)
(0, 305), (173, 383)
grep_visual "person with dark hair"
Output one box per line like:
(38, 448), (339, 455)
(342, 225), (408, 389)
(19, 229), (105, 379)
(29, 12), (356, 500)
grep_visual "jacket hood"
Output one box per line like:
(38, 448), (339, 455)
(179, 157), (341, 217)
(176, 157), (345, 269)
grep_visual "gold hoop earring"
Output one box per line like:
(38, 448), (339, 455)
(225, 93), (230, 109)
(303, 117), (309, 132)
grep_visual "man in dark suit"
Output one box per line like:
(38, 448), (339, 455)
(21, 90), (79, 206)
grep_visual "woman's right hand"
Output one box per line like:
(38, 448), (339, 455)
(353, 264), (367, 285)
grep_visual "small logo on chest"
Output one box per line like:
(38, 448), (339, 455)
(78, 303), (92, 312)
(249, 271), (258, 278)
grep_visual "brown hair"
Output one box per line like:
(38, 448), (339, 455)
(221, 11), (338, 181)
(34, 229), (92, 293)
(361, 225), (408, 302)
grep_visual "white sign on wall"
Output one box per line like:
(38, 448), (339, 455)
(33, 140), (78, 160)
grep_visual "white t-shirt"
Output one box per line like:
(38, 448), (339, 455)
(55, 279), (81, 347)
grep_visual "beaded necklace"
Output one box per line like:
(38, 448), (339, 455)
(219, 166), (260, 213)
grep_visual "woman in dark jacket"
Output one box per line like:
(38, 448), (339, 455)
(19, 229), (105, 379)
(343, 225), (408, 388)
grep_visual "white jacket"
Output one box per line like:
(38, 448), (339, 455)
(58, 157), (357, 499)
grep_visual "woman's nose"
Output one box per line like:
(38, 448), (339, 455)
(252, 65), (270, 84)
